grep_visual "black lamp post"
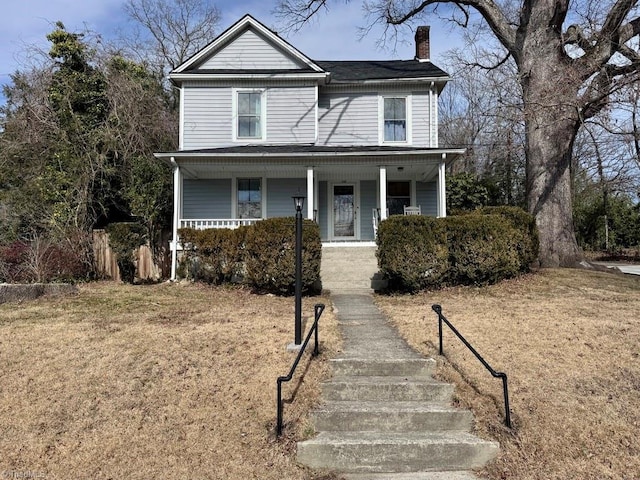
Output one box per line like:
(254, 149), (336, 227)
(292, 194), (306, 345)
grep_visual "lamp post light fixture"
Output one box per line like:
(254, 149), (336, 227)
(292, 194), (306, 346)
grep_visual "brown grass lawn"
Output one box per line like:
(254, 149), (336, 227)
(376, 268), (640, 480)
(0, 282), (341, 480)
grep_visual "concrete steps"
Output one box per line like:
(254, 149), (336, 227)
(323, 376), (454, 402)
(297, 292), (498, 477)
(297, 431), (498, 473)
(311, 401), (473, 432)
(321, 246), (382, 291)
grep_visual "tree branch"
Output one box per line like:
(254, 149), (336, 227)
(383, 0), (516, 52)
(578, 0), (640, 75)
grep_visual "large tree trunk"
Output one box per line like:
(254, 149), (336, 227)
(518, 11), (584, 268)
(525, 111), (582, 266)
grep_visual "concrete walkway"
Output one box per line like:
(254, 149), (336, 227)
(297, 289), (498, 478)
(593, 262), (640, 276)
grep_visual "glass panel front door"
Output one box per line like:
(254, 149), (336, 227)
(333, 185), (355, 238)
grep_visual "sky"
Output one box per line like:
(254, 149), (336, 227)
(0, 0), (463, 105)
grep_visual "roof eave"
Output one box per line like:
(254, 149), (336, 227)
(155, 148), (465, 160)
(170, 72), (331, 84)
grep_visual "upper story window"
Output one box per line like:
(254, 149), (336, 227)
(235, 89), (265, 140)
(380, 96), (411, 144)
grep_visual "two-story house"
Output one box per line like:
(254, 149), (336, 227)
(155, 14), (464, 280)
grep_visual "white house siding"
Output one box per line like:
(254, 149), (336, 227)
(266, 87), (316, 143)
(360, 180), (377, 241)
(318, 90), (378, 145)
(200, 28), (304, 70)
(411, 91), (432, 147)
(266, 178), (307, 218)
(182, 81), (316, 149)
(317, 85), (434, 147)
(183, 179), (232, 218)
(182, 84), (232, 149)
(416, 181), (438, 216)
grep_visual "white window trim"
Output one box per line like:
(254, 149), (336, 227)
(379, 94), (412, 145)
(233, 88), (267, 142)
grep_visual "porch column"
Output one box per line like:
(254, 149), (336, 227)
(437, 155), (446, 218)
(170, 158), (182, 280)
(307, 167), (314, 220)
(379, 166), (387, 220)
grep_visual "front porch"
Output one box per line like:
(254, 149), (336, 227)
(156, 145), (464, 280)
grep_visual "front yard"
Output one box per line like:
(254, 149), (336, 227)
(1, 268), (638, 479)
(377, 268), (640, 480)
(0, 283), (340, 479)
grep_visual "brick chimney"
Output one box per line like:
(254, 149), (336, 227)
(415, 26), (430, 62)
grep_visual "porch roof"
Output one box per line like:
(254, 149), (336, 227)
(155, 144), (465, 160)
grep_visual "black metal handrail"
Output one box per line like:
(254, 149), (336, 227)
(276, 303), (325, 437)
(432, 304), (512, 428)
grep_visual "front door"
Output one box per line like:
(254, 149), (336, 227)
(332, 184), (356, 240)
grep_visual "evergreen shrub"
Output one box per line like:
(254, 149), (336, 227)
(443, 214), (521, 285)
(476, 206), (539, 268)
(177, 218), (321, 295)
(244, 217), (321, 295)
(376, 215), (448, 291)
(376, 207), (538, 292)
(178, 227), (247, 284)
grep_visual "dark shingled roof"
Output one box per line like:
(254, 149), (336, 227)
(178, 61), (449, 82)
(315, 60), (449, 82)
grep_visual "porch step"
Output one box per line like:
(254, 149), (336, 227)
(296, 431), (499, 473)
(321, 246), (382, 292)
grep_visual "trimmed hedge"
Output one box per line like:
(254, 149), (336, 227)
(444, 214), (521, 285)
(178, 217), (321, 295)
(178, 227), (247, 284)
(376, 215), (449, 291)
(376, 207), (539, 292)
(245, 217), (321, 295)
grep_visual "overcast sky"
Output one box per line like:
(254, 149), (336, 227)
(0, 0), (462, 105)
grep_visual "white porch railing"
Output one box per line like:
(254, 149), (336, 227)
(180, 219), (261, 230)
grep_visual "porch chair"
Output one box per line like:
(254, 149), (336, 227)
(403, 205), (421, 215)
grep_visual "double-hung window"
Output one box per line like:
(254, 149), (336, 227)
(236, 90), (265, 140)
(381, 96), (410, 144)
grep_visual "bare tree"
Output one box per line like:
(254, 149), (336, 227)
(123, 0), (221, 78)
(275, 0), (640, 267)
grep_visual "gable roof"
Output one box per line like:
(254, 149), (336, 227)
(173, 14), (325, 75)
(171, 14), (451, 86)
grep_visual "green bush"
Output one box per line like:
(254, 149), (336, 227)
(474, 206), (539, 269)
(244, 217), (321, 295)
(178, 227), (247, 284)
(376, 215), (449, 291)
(443, 215), (522, 286)
(376, 207), (538, 292)
(106, 222), (147, 284)
(178, 218), (321, 295)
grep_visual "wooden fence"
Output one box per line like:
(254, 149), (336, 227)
(92, 230), (170, 282)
